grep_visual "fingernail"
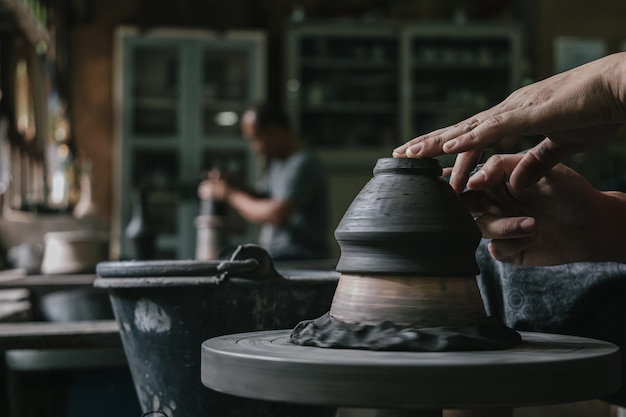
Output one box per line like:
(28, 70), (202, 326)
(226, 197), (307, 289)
(519, 217), (535, 232)
(466, 169), (486, 189)
(407, 143), (422, 156)
(392, 145), (406, 155)
(443, 139), (457, 152)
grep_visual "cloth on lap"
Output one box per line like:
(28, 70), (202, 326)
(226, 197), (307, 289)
(476, 238), (626, 406)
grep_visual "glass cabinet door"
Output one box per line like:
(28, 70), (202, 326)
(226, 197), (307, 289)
(131, 46), (181, 137)
(286, 29), (400, 149)
(409, 37), (511, 135)
(402, 25), (522, 137)
(200, 148), (249, 181)
(114, 28), (265, 260)
(201, 45), (258, 139)
(197, 40), (261, 247)
(131, 147), (180, 242)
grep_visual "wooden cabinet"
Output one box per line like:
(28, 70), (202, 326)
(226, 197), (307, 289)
(285, 23), (400, 151)
(401, 24), (523, 138)
(113, 27), (265, 260)
(284, 22), (524, 257)
(285, 22), (523, 148)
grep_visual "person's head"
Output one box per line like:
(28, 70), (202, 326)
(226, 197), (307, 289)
(241, 102), (296, 158)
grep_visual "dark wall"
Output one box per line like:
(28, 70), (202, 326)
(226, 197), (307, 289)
(537, 1), (626, 78)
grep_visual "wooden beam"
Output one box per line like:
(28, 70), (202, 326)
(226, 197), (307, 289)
(0, 0), (50, 46)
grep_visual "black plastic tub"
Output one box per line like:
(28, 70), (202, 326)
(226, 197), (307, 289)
(94, 245), (339, 417)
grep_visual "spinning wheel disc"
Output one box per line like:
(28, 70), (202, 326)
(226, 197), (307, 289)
(201, 330), (620, 410)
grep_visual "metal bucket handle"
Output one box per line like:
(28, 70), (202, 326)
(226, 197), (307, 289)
(96, 244), (283, 283)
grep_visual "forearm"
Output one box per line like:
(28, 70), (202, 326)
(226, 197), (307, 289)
(226, 189), (294, 226)
(599, 52), (626, 121)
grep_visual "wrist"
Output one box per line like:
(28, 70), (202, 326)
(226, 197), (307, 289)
(602, 52), (626, 120)
(224, 186), (240, 206)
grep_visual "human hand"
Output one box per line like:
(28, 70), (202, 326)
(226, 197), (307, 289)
(458, 153), (626, 266)
(394, 52), (626, 193)
(197, 170), (230, 201)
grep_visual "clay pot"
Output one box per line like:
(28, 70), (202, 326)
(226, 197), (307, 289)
(334, 157), (481, 276)
(41, 230), (109, 274)
(291, 158), (519, 348)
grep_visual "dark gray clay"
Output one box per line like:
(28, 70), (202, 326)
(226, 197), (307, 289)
(334, 157), (481, 276)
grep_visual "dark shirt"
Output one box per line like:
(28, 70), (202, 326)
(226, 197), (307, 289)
(255, 149), (330, 260)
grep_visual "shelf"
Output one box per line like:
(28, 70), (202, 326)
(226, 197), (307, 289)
(148, 189), (179, 203)
(411, 61), (509, 70)
(156, 234), (179, 246)
(301, 57), (395, 69)
(127, 137), (180, 147)
(198, 138), (247, 147)
(0, 0), (49, 46)
(133, 97), (178, 109)
(202, 99), (249, 108)
(302, 103), (398, 113)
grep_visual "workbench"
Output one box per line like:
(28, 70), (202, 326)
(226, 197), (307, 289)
(0, 271), (133, 417)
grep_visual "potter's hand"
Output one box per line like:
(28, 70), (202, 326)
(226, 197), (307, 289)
(393, 52), (626, 193)
(456, 153), (626, 266)
(198, 170), (231, 201)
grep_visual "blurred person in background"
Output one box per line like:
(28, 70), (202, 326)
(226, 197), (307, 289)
(198, 102), (330, 261)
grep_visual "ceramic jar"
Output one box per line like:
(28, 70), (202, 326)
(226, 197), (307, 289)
(334, 157), (481, 276)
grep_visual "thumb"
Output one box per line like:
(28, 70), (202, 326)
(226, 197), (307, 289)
(510, 139), (570, 189)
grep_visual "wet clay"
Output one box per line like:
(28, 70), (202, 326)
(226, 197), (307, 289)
(334, 158), (481, 276)
(293, 158), (522, 352)
(290, 313), (521, 351)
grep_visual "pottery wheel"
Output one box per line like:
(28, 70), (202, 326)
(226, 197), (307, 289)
(201, 330), (620, 412)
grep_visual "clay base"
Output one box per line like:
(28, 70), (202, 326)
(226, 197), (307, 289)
(290, 313), (521, 351)
(330, 274), (486, 328)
